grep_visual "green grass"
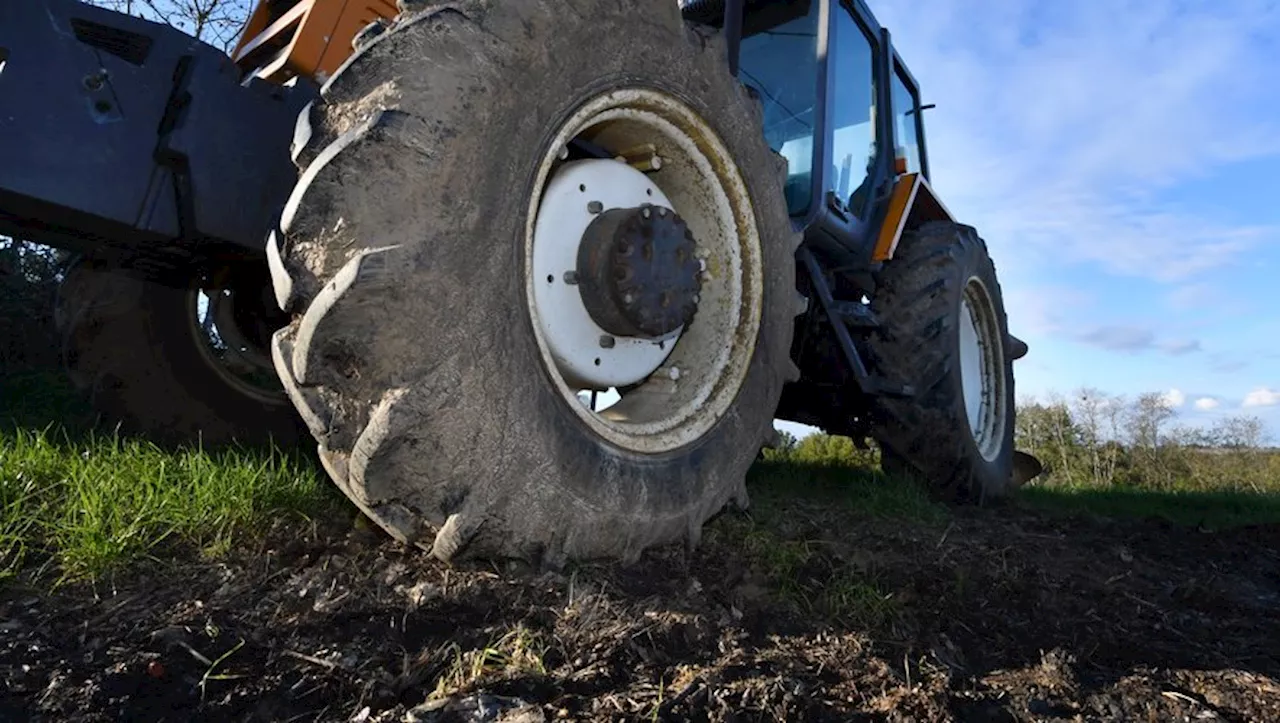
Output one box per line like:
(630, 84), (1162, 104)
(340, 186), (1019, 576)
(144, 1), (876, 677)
(0, 428), (341, 583)
(1015, 484), (1280, 530)
(745, 459), (948, 523)
(699, 460), (943, 626)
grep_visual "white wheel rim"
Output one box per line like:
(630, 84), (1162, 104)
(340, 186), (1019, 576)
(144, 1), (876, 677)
(189, 283), (289, 407)
(958, 276), (1007, 461)
(524, 89), (763, 454)
(531, 160), (682, 388)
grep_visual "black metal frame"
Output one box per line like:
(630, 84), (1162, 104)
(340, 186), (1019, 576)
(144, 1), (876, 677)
(0, 0), (316, 279)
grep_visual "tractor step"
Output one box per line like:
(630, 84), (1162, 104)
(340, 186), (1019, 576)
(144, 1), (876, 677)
(829, 299), (880, 328)
(798, 249), (912, 398)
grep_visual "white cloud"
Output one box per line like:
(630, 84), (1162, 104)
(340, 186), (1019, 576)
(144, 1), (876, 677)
(1163, 389), (1186, 408)
(1243, 388), (1280, 408)
(868, 0), (1280, 284)
(1193, 397), (1220, 411)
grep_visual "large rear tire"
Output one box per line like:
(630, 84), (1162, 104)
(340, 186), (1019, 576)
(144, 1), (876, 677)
(269, 2), (800, 564)
(55, 257), (303, 448)
(866, 221), (1017, 503)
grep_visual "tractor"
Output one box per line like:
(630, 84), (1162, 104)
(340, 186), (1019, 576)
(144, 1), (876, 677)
(0, 0), (1043, 564)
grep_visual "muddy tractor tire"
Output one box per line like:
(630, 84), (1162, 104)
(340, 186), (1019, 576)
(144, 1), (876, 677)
(55, 256), (303, 448)
(268, 2), (801, 564)
(866, 221), (1017, 503)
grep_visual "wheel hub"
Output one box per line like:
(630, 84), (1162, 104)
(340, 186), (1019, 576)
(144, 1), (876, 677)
(577, 204), (702, 338)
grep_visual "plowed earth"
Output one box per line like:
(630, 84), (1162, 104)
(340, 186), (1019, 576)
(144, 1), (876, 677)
(3, 494), (1278, 722)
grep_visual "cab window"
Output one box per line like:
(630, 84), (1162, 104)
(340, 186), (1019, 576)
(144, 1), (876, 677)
(738, 2), (821, 216)
(829, 5), (877, 218)
(891, 66), (923, 175)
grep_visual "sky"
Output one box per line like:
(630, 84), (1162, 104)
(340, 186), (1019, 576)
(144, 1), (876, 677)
(781, 0), (1280, 442)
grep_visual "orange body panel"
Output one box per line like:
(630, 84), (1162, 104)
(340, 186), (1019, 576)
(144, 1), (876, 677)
(872, 173), (956, 262)
(872, 173), (920, 262)
(232, 0), (399, 83)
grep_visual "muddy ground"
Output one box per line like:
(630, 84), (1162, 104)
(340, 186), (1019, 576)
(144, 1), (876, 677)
(2, 492), (1279, 722)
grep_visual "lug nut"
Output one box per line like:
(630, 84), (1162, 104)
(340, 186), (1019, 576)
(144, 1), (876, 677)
(587, 201), (604, 214)
(563, 270), (579, 285)
(558, 145), (569, 161)
(599, 335), (616, 349)
(641, 207), (652, 219)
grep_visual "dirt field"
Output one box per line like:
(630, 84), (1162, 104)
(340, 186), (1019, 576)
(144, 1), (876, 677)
(2, 485), (1279, 722)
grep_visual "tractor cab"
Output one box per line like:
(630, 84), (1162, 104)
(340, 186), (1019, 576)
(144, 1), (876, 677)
(689, 0), (939, 269)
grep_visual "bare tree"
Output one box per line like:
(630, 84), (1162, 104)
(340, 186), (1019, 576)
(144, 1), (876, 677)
(85, 0), (254, 54)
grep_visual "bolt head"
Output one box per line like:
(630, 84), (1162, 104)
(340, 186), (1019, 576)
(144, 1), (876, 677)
(599, 335), (616, 349)
(587, 201), (604, 214)
(563, 270), (579, 285)
(641, 207), (652, 219)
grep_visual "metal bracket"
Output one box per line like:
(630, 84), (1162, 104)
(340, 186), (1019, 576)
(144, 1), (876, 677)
(799, 248), (913, 398)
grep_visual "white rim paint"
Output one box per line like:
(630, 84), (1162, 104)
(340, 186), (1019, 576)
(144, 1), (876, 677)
(958, 276), (1007, 461)
(189, 284), (288, 407)
(524, 88), (763, 454)
(531, 160), (681, 389)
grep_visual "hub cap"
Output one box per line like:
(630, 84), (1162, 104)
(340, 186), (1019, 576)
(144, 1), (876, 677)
(577, 204), (702, 338)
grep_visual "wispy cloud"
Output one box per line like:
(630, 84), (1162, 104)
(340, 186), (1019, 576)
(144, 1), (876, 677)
(1243, 388), (1280, 408)
(1193, 397), (1220, 411)
(1209, 354), (1250, 374)
(871, 0), (1280, 283)
(1078, 326), (1154, 353)
(1160, 340), (1202, 356)
(1075, 326), (1201, 356)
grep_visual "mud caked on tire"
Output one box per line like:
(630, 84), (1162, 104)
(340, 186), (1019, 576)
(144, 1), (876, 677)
(270, 2), (799, 564)
(866, 221), (1017, 503)
(55, 256), (303, 448)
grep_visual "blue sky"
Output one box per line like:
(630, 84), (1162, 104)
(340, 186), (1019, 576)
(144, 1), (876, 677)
(801, 0), (1280, 441)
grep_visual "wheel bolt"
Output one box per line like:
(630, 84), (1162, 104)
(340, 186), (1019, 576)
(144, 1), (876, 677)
(563, 270), (579, 285)
(599, 335), (616, 349)
(587, 201), (604, 214)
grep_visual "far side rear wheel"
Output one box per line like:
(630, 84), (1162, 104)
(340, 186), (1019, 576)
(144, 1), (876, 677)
(55, 257), (303, 448)
(867, 221), (1015, 502)
(269, 2), (800, 564)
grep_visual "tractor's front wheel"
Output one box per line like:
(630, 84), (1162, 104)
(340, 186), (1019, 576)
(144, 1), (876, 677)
(269, 2), (800, 564)
(866, 221), (1017, 502)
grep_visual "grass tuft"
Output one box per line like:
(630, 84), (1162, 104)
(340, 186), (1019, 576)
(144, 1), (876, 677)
(432, 625), (549, 699)
(0, 427), (341, 582)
